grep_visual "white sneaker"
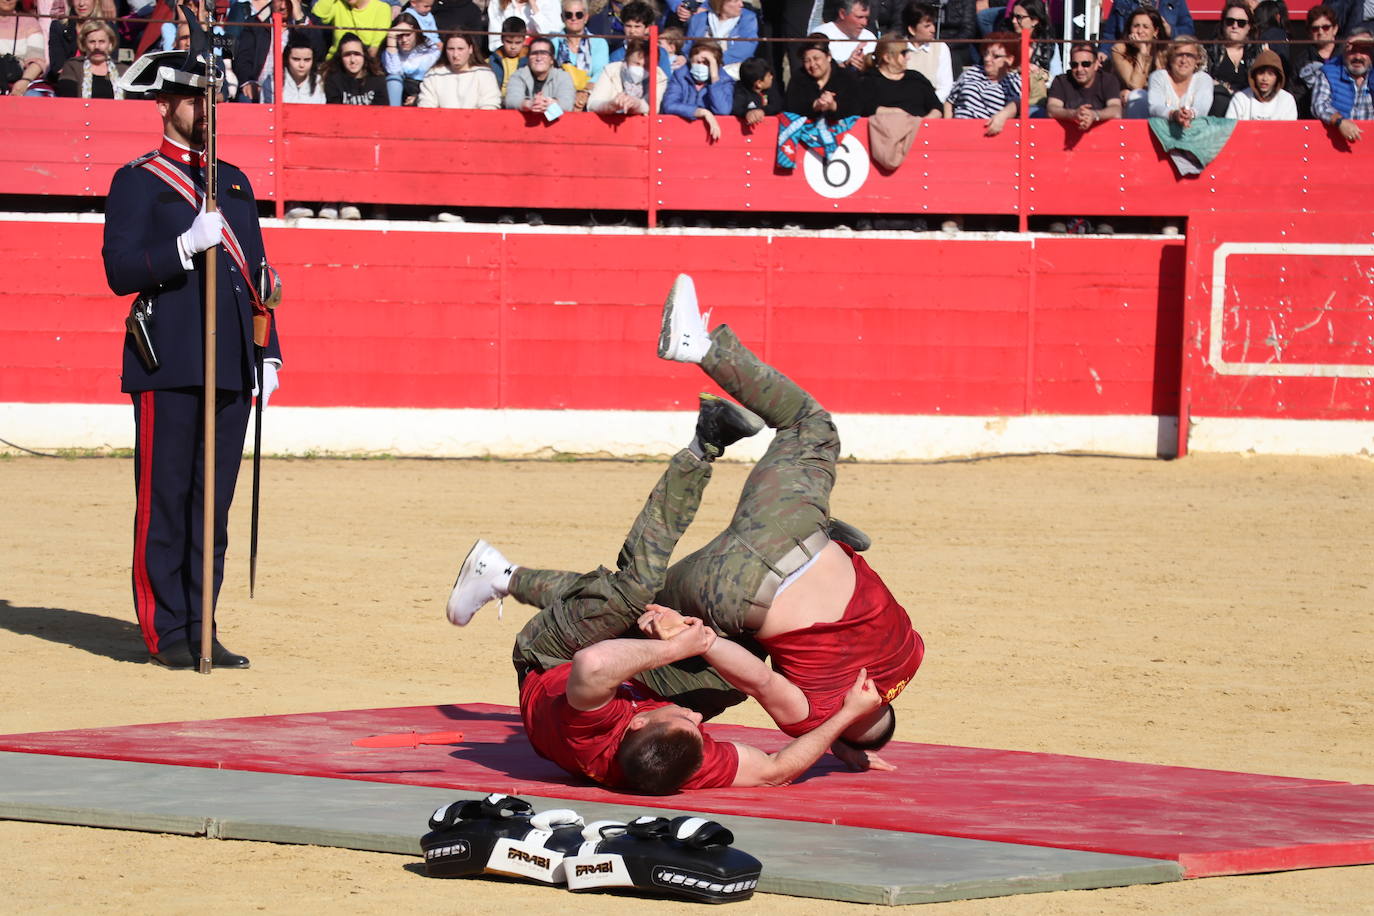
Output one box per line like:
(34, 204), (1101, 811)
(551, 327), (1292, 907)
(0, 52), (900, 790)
(284, 207), (314, 219)
(318, 206), (339, 220)
(446, 539), (514, 626)
(435, 211), (464, 223)
(658, 274), (712, 363)
(340, 205), (362, 220)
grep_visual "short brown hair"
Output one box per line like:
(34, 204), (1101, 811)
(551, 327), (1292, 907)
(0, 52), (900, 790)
(616, 721), (704, 795)
(688, 37), (724, 67)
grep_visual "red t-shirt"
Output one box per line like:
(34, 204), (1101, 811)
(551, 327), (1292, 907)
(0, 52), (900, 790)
(762, 543), (924, 737)
(519, 662), (740, 790)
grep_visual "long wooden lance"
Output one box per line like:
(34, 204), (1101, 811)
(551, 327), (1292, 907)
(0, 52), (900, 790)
(190, 1), (219, 675)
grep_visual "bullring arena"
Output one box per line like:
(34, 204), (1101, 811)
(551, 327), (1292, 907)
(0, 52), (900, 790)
(2, 17), (1374, 912)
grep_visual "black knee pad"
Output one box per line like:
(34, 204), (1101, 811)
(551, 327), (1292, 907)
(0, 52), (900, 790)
(420, 793), (587, 884)
(565, 815), (762, 903)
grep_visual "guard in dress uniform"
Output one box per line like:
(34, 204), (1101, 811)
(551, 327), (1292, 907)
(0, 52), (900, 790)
(104, 47), (283, 670)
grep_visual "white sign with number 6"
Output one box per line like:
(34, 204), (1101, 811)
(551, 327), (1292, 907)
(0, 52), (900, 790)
(803, 135), (870, 200)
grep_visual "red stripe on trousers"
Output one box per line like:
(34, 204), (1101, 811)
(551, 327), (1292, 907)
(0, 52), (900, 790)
(132, 391), (158, 654)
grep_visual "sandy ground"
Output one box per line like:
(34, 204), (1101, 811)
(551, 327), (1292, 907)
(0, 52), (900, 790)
(1, 452), (1371, 914)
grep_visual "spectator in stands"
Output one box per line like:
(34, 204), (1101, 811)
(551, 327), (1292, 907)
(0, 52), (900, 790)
(505, 34), (574, 110)
(1334, 0), (1374, 36)
(1111, 5), (1166, 117)
(313, 0), (392, 57)
(383, 13), (438, 104)
(936, 0), (977, 73)
(1010, 0), (1060, 115)
(1, 0), (47, 95)
(1252, 0), (1291, 71)
(588, 36), (663, 112)
(587, 0), (628, 53)
(1208, 2), (1257, 114)
(46, 0), (113, 81)
(487, 0), (561, 53)
(553, 0), (608, 107)
(816, 0), (877, 71)
(233, 0), (328, 103)
(666, 0), (700, 26)
(900, 1), (951, 103)
(944, 29), (1020, 134)
(157, 0), (192, 50)
(609, 1), (658, 63)
(785, 33), (864, 119)
(401, 0), (439, 45)
(489, 16), (527, 92)
(685, 0), (758, 68)
(660, 23), (687, 70)
(1100, 0), (1195, 53)
(663, 35), (733, 139)
(1148, 35), (1213, 127)
(1310, 25), (1371, 142)
(433, 0), (485, 39)
(731, 54), (780, 124)
(860, 32), (940, 116)
(1225, 47), (1297, 117)
(418, 28), (502, 106)
(324, 31), (387, 103)
(281, 32), (326, 102)
(55, 18), (125, 96)
(1047, 41), (1122, 129)
(1292, 5), (1341, 116)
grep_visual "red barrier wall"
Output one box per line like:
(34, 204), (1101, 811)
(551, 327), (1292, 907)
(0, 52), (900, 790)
(0, 219), (1184, 417)
(1179, 211), (1374, 452)
(3, 98), (1369, 220)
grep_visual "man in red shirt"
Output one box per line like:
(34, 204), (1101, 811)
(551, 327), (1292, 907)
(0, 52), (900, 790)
(519, 618), (885, 793)
(450, 273), (919, 786)
(644, 273), (923, 771)
(450, 385), (886, 794)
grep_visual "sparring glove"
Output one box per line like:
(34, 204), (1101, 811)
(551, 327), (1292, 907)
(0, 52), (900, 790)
(176, 207), (223, 265)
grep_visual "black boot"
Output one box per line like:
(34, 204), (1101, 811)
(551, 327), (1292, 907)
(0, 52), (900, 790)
(192, 641), (252, 669)
(695, 393), (764, 460)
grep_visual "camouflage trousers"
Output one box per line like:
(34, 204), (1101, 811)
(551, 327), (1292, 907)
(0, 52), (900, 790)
(510, 325), (839, 715)
(656, 324), (840, 635)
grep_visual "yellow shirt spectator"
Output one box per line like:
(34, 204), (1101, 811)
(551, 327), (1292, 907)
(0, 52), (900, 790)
(313, 0), (394, 56)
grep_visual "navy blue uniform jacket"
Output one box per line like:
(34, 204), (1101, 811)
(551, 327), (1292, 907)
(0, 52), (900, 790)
(103, 154), (283, 393)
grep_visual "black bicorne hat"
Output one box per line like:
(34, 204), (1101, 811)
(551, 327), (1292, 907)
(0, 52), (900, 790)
(118, 4), (222, 95)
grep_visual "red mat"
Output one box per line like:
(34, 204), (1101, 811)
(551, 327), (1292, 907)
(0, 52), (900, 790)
(2, 703), (1372, 878)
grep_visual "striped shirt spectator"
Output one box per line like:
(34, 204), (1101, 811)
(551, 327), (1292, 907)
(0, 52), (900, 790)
(946, 65), (1021, 118)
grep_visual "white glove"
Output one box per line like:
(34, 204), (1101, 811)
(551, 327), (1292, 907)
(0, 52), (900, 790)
(254, 359), (280, 407)
(178, 207), (223, 256)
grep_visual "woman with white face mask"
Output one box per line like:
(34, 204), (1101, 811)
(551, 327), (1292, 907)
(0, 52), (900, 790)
(662, 36), (734, 140)
(587, 38), (665, 113)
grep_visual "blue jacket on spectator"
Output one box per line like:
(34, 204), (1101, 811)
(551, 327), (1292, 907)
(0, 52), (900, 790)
(588, 0), (628, 52)
(552, 35), (610, 83)
(684, 8), (759, 65)
(1099, 0), (1195, 54)
(662, 64), (735, 118)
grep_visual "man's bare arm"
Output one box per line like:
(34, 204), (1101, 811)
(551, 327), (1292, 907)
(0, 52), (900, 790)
(567, 619), (715, 712)
(639, 604), (810, 727)
(730, 668), (883, 787)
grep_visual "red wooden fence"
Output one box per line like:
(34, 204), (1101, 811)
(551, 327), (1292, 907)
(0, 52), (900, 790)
(3, 98), (1368, 221)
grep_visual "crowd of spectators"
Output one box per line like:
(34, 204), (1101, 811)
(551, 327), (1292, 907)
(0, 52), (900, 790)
(2, 0), (1371, 144)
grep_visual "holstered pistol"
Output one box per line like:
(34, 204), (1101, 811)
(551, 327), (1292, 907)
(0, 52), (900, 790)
(125, 294), (159, 373)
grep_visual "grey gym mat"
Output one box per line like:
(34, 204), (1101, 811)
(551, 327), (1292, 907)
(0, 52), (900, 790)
(0, 751), (1181, 905)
